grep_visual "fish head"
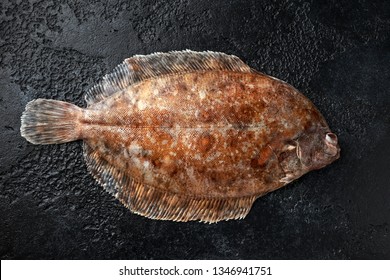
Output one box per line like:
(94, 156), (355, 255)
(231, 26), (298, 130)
(279, 125), (340, 184)
(296, 126), (340, 172)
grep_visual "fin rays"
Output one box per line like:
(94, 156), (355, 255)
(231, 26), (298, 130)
(83, 143), (257, 223)
(85, 50), (251, 105)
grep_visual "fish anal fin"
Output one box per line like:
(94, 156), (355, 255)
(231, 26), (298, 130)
(118, 182), (258, 223)
(83, 143), (125, 196)
(83, 143), (257, 223)
(85, 50), (251, 106)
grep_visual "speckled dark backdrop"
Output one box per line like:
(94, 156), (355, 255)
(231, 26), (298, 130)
(0, 0), (389, 259)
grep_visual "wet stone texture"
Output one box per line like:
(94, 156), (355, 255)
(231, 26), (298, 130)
(0, 0), (389, 259)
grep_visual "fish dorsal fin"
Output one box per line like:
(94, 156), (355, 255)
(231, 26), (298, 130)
(83, 143), (257, 223)
(85, 50), (251, 105)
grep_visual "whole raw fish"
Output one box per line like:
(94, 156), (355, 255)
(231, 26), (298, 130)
(21, 50), (340, 222)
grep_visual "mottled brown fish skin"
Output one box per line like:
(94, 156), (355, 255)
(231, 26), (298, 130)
(79, 70), (337, 200)
(20, 50), (340, 222)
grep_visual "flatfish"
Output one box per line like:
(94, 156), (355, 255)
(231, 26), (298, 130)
(20, 50), (340, 223)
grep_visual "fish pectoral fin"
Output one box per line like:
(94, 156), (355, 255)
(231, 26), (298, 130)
(84, 50), (252, 105)
(83, 143), (257, 223)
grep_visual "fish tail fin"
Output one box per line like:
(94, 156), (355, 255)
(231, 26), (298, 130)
(21, 99), (83, 145)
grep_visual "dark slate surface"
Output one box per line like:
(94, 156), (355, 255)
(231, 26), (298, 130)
(0, 0), (389, 259)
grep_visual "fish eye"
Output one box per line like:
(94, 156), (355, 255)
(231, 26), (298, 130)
(325, 133), (337, 145)
(296, 143), (302, 159)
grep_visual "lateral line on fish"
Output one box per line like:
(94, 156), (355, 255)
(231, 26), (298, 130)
(80, 122), (266, 130)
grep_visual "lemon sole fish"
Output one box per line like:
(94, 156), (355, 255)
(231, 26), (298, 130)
(21, 50), (340, 223)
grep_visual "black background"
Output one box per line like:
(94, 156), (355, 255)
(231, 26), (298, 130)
(0, 0), (389, 259)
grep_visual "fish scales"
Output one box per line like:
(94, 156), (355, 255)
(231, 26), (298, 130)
(83, 72), (321, 197)
(20, 50), (340, 223)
